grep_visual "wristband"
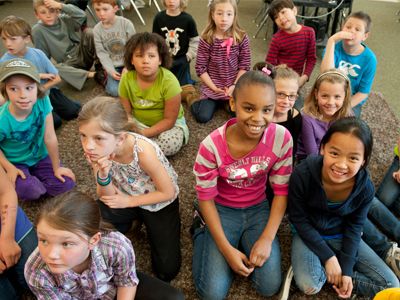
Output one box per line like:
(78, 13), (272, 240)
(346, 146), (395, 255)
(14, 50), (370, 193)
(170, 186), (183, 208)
(97, 171), (111, 186)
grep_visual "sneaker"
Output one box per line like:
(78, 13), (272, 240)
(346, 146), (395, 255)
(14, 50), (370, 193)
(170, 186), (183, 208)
(279, 265), (293, 300)
(385, 242), (400, 278)
(134, 0), (145, 8)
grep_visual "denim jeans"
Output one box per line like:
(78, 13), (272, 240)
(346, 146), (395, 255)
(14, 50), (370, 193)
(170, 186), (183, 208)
(105, 66), (123, 97)
(192, 201), (282, 299)
(171, 56), (194, 86)
(368, 197), (400, 243)
(0, 229), (38, 300)
(376, 156), (400, 215)
(291, 234), (399, 297)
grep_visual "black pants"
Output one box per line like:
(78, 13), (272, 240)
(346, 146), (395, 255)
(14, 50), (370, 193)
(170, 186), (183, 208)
(49, 88), (81, 129)
(98, 199), (182, 282)
(136, 272), (184, 300)
(64, 0), (88, 10)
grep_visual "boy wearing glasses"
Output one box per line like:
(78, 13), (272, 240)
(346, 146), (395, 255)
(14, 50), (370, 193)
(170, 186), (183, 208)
(32, 0), (103, 90)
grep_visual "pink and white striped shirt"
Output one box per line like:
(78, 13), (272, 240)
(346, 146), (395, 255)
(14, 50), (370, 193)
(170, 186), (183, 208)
(193, 119), (293, 208)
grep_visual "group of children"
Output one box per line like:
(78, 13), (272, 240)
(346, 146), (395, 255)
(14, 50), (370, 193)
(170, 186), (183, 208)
(0, 0), (398, 299)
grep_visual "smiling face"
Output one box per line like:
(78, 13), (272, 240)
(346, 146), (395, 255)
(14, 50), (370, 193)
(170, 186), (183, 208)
(274, 78), (299, 115)
(5, 75), (38, 116)
(37, 219), (100, 275)
(230, 83), (275, 141)
(1, 33), (30, 57)
(212, 2), (235, 36)
(34, 5), (59, 26)
(93, 2), (118, 25)
(320, 132), (365, 186)
(274, 7), (298, 32)
(130, 44), (161, 80)
(342, 17), (368, 47)
(315, 81), (346, 121)
(79, 119), (122, 162)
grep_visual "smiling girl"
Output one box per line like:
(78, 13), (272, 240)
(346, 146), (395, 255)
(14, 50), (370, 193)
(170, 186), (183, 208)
(297, 69), (353, 160)
(288, 117), (399, 298)
(192, 71), (293, 298)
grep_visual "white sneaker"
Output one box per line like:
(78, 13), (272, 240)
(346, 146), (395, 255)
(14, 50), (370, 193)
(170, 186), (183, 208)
(279, 265), (294, 300)
(385, 242), (400, 278)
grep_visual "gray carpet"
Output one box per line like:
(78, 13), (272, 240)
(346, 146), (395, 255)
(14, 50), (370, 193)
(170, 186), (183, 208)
(20, 88), (398, 300)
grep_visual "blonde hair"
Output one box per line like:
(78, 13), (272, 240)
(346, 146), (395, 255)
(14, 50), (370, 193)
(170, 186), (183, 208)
(303, 69), (353, 121)
(162, 0), (188, 10)
(274, 64), (300, 83)
(78, 96), (137, 134)
(33, 0), (59, 10)
(201, 0), (246, 44)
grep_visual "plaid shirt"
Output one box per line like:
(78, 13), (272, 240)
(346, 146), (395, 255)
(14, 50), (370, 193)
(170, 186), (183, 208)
(24, 231), (139, 299)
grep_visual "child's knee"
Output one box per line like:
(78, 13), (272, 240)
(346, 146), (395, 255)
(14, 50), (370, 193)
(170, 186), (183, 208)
(16, 176), (46, 201)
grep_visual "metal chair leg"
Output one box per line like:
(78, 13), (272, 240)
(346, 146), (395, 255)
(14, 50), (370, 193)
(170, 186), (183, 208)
(129, 0), (146, 25)
(86, 4), (98, 23)
(253, 8), (270, 39)
(149, 0), (161, 12)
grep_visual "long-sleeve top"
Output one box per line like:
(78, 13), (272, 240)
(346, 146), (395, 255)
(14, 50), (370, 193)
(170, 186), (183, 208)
(93, 16), (136, 75)
(32, 4), (87, 63)
(193, 119), (293, 208)
(266, 25), (316, 78)
(195, 35), (251, 100)
(25, 231), (139, 300)
(288, 155), (374, 276)
(296, 113), (330, 159)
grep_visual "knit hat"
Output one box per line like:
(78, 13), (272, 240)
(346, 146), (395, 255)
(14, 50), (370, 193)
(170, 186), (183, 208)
(0, 58), (40, 83)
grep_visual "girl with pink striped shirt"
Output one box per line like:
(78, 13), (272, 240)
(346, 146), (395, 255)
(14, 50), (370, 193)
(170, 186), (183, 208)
(192, 71), (293, 299)
(191, 0), (251, 123)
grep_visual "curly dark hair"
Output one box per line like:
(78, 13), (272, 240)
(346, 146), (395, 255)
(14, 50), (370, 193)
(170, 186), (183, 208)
(124, 32), (172, 71)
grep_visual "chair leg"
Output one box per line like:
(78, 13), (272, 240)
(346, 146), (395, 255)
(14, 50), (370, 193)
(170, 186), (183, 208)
(253, 9), (270, 39)
(86, 5), (98, 23)
(149, 0), (161, 12)
(129, 0), (145, 25)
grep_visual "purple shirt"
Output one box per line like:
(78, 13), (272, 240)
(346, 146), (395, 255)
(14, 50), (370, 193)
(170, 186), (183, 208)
(24, 231), (138, 300)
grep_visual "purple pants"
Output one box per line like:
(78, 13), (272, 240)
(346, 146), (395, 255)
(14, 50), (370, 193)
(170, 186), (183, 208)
(14, 156), (75, 201)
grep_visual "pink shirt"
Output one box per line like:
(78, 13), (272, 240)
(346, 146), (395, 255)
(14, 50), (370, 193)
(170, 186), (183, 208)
(193, 119), (293, 208)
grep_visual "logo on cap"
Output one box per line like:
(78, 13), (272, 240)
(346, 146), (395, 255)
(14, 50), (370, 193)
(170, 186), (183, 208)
(5, 60), (32, 69)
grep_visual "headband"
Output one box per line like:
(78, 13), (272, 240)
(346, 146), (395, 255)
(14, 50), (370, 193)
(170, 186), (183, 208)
(316, 70), (350, 83)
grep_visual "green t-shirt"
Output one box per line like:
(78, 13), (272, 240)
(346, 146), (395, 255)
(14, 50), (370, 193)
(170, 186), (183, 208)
(0, 96), (52, 167)
(119, 67), (183, 126)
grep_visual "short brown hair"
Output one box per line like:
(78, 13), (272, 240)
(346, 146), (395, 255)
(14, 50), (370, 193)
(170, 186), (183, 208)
(91, 0), (119, 6)
(124, 32), (172, 70)
(345, 11), (372, 33)
(33, 0), (57, 10)
(269, 0), (295, 20)
(0, 15), (31, 38)
(0, 76), (45, 100)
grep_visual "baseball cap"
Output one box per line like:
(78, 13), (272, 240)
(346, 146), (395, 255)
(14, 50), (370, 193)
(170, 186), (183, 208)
(0, 58), (40, 83)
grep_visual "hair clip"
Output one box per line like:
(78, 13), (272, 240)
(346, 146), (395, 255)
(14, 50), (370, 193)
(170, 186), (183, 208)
(261, 67), (271, 76)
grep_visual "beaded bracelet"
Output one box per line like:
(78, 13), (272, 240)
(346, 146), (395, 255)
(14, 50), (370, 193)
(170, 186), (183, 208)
(97, 171), (111, 186)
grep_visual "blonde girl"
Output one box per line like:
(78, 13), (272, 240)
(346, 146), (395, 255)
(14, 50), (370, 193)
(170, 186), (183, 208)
(297, 69), (353, 160)
(78, 97), (181, 282)
(192, 0), (251, 123)
(119, 32), (188, 156)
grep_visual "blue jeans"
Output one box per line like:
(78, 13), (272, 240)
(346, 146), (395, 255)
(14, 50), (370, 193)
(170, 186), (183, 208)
(171, 56), (194, 86)
(376, 156), (400, 215)
(291, 234), (399, 297)
(192, 201), (282, 299)
(0, 228), (38, 300)
(352, 103), (363, 118)
(191, 99), (233, 123)
(362, 217), (393, 259)
(105, 66), (123, 97)
(368, 197), (400, 241)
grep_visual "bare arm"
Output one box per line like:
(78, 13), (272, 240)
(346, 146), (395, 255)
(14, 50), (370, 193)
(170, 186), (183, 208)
(351, 92), (368, 108)
(116, 286), (137, 300)
(321, 31), (354, 72)
(40, 74), (62, 92)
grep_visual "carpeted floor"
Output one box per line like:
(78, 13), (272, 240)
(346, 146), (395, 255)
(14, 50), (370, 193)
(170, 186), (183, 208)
(20, 87), (399, 300)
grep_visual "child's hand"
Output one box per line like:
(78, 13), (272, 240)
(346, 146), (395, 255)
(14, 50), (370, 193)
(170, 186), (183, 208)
(393, 170), (400, 183)
(5, 166), (26, 186)
(44, 0), (62, 10)
(333, 275), (353, 298)
(39, 73), (56, 81)
(212, 86), (225, 95)
(325, 256), (342, 287)
(54, 167), (76, 183)
(0, 237), (21, 272)
(100, 187), (132, 208)
(224, 245), (254, 277)
(111, 71), (121, 81)
(329, 31), (354, 43)
(225, 85), (235, 97)
(249, 237), (272, 267)
(96, 155), (114, 178)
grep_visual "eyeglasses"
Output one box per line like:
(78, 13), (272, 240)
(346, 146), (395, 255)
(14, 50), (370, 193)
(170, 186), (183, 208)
(276, 92), (298, 102)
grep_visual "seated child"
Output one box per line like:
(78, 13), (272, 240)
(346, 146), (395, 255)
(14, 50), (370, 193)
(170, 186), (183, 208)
(92, 0), (136, 97)
(288, 117), (399, 298)
(0, 15), (81, 129)
(78, 97), (181, 282)
(266, 0), (316, 88)
(24, 190), (184, 300)
(192, 71), (293, 298)
(297, 69), (353, 161)
(0, 58), (75, 201)
(321, 11), (377, 117)
(152, 0), (199, 87)
(192, 0), (250, 123)
(32, 0), (103, 90)
(119, 32), (188, 156)
(0, 165), (37, 299)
